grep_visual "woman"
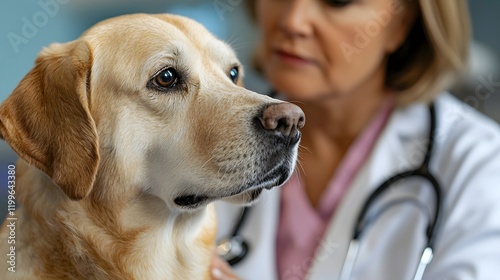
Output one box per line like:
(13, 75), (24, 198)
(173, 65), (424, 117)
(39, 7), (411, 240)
(212, 0), (500, 279)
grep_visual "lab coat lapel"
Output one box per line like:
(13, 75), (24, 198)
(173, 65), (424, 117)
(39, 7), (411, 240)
(306, 103), (429, 280)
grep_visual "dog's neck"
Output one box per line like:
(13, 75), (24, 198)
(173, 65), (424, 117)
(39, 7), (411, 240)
(12, 160), (216, 280)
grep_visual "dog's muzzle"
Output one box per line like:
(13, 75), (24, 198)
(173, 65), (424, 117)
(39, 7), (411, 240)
(174, 102), (305, 209)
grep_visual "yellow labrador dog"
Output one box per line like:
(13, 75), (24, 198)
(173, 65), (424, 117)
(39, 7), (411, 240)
(0, 14), (304, 279)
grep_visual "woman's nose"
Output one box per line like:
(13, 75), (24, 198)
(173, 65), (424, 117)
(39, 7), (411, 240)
(279, 0), (314, 38)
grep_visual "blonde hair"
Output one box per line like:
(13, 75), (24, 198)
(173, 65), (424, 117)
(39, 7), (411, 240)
(391, 0), (471, 105)
(246, 0), (471, 106)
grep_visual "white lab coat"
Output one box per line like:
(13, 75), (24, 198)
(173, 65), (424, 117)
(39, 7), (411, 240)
(215, 93), (500, 280)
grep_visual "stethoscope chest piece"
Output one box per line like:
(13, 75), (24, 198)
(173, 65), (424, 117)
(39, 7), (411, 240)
(216, 235), (249, 266)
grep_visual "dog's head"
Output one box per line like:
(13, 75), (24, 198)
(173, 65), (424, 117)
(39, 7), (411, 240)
(0, 14), (304, 211)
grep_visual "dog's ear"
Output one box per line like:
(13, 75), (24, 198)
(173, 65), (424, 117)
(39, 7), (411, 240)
(0, 40), (99, 200)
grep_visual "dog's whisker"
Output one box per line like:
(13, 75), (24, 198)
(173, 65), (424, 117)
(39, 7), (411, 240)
(225, 37), (254, 51)
(225, 35), (246, 47)
(224, 34), (237, 45)
(296, 164), (307, 182)
(288, 100), (307, 106)
(229, 43), (254, 52)
(296, 158), (306, 176)
(299, 144), (313, 155)
(202, 156), (215, 169)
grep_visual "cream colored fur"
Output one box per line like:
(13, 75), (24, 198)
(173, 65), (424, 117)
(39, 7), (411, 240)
(0, 14), (301, 279)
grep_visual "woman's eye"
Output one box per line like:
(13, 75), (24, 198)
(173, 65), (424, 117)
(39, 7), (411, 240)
(326, 0), (352, 7)
(153, 67), (179, 88)
(229, 67), (239, 84)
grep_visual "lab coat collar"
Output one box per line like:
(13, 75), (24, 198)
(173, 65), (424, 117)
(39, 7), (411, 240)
(385, 101), (432, 172)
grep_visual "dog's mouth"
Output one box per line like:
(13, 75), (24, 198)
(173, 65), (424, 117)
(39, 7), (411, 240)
(174, 194), (211, 209)
(173, 170), (290, 209)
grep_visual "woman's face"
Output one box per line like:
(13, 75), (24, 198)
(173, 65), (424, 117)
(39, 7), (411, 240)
(256, 0), (416, 101)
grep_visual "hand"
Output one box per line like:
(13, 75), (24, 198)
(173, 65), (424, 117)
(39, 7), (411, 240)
(211, 250), (240, 280)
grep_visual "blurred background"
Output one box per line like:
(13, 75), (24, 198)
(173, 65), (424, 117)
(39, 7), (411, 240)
(0, 0), (499, 219)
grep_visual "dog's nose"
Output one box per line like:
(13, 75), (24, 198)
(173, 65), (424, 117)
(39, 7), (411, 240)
(258, 103), (305, 144)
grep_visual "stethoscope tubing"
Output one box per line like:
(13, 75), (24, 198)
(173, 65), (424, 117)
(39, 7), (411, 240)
(353, 166), (443, 249)
(354, 103), (442, 247)
(341, 103), (443, 280)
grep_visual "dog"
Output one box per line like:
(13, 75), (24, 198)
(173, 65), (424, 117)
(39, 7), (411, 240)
(0, 14), (304, 279)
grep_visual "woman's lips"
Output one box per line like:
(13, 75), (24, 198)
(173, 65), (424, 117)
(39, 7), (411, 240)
(274, 50), (313, 65)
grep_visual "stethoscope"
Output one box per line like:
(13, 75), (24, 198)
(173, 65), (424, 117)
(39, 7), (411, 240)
(217, 95), (443, 280)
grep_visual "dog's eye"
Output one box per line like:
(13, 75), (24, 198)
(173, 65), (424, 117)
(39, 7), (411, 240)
(154, 67), (179, 88)
(229, 67), (239, 84)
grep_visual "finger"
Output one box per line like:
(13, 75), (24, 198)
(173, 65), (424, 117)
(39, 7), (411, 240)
(211, 255), (240, 280)
(211, 268), (240, 280)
